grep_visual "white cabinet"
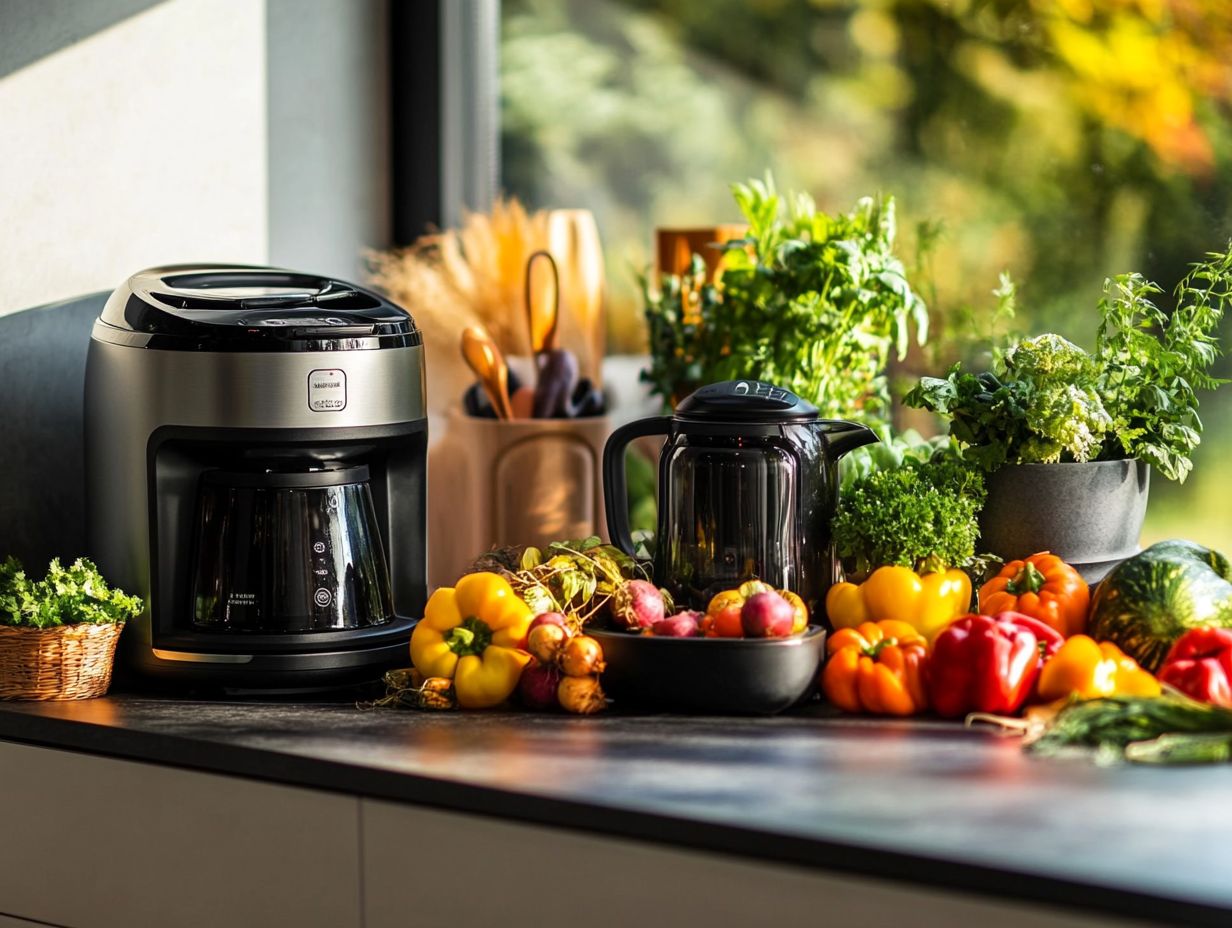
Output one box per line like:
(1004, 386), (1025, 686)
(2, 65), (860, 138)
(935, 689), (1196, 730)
(0, 742), (360, 928)
(359, 800), (1127, 928)
(0, 741), (1134, 928)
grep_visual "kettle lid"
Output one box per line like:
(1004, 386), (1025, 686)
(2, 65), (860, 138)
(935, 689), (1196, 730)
(674, 380), (819, 423)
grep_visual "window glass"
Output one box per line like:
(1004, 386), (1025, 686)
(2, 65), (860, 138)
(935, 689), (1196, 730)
(501, 0), (1232, 551)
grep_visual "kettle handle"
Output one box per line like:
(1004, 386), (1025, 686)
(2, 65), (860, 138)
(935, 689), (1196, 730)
(603, 416), (673, 557)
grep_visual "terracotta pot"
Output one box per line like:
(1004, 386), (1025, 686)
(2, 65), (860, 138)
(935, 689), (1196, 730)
(978, 460), (1150, 584)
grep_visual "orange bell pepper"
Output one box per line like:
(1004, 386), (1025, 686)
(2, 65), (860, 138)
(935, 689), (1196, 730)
(1037, 634), (1160, 702)
(979, 552), (1089, 638)
(822, 620), (929, 716)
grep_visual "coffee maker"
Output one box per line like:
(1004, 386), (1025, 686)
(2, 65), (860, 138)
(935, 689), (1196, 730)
(84, 265), (427, 688)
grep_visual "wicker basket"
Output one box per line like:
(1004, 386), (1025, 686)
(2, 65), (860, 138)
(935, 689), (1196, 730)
(0, 623), (124, 700)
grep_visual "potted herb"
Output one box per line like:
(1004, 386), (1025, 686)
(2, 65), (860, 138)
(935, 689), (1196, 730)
(641, 175), (929, 426)
(825, 436), (986, 640)
(906, 248), (1232, 581)
(0, 557), (142, 699)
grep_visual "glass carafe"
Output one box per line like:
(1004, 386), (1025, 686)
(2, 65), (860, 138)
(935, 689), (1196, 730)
(190, 465), (393, 632)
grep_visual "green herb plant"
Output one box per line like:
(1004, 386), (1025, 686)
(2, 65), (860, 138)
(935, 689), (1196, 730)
(905, 246), (1232, 481)
(831, 440), (987, 577)
(0, 557), (142, 628)
(642, 174), (929, 427)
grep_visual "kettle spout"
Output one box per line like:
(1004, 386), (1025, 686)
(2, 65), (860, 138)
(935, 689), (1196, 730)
(823, 421), (879, 459)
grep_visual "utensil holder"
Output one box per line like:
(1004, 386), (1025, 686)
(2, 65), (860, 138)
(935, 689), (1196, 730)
(0, 623), (124, 700)
(428, 410), (611, 589)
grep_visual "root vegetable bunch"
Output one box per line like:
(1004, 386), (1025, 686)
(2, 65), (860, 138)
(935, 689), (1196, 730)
(519, 613), (608, 715)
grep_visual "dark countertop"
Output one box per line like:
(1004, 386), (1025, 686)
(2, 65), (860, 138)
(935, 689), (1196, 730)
(0, 695), (1227, 926)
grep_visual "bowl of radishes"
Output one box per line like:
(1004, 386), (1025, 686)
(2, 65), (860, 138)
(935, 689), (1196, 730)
(588, 580), (825, 714)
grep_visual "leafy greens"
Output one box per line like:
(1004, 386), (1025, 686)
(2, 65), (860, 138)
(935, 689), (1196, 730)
(905, 246), (1232, 481)
(642, 174), (929, 426)
(831, 441), (986, 576)
(0, 557), (142, 628)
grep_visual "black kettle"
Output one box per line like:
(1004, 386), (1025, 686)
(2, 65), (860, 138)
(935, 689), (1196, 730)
(603, 380), (877, 613)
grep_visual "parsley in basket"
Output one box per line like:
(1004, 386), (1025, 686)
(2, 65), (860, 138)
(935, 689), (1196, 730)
(0, 557), (142, 628)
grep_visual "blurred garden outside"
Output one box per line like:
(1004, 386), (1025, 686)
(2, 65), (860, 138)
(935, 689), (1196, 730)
(499, 0), (1232, 552)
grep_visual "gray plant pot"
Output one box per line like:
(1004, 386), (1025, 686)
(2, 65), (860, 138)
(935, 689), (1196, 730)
(978, 460), (1150, 585)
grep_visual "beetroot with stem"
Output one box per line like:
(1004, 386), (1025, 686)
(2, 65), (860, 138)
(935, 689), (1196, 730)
(741, 591), (796, 638)
(517, 659), (562, 710)
(651, 611), (703, 637)
(611, 579), (666, 630)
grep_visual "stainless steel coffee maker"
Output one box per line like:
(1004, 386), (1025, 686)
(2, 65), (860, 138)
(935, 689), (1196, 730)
(84, 265), (428, 688)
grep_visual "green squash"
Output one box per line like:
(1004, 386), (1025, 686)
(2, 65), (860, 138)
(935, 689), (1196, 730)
(1089, 540), (1232, 671)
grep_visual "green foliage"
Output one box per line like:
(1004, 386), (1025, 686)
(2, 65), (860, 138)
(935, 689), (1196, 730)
(624, 447), (658, 539)
(641, 175), (929, 425)
(839, 427), (944, 491)
(907, 334), (1112, 469)
(0, 557), (142, 628)
(1095, 250), (1232, 481)
(472, 536), (647, 626)
(906, 245), (1232, 481)
(1028, 695), (1232, 764)
(831, 447), (986, 575)
(1009, 334), (1112, 464)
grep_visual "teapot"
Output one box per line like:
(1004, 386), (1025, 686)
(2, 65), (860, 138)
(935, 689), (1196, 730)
(603, 380), (876, 613)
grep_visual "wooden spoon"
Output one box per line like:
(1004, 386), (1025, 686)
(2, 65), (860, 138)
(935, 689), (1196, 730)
(460, 324), (514, 419)
(524, 250), (560, 357)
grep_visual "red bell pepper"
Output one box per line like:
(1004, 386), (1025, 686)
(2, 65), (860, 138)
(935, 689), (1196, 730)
(928, 612), (1065, 718)
(1157, 627), (1232, 707)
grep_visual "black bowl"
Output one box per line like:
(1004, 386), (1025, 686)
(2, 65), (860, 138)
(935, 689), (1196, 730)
(589, 625), (826, 715)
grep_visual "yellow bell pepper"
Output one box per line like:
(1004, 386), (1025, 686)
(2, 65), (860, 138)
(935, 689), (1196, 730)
(1037, 634), (1160, 702)
(825, 565), (971, 641)
(410, 572), (533, 709)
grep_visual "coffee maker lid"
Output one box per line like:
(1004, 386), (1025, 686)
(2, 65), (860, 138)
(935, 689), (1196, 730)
(674, 380), (819, 423)
(94, 264), (421, 352)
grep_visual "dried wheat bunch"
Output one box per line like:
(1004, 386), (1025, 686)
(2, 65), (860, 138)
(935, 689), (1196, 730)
(367, 198), (549, 415)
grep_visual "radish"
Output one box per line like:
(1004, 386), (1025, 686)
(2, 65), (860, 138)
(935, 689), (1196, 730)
(611, 579), (666, 630)
(529, 612), (571, 634)
(651, 611), (703, 637)
(741, 591), (796, 638)
(517, 660), (562, 710)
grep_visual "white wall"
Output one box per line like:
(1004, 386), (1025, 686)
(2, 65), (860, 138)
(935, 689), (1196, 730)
(0, 0), (267, 314)
(0, 0), (392, 316)
(267, 0), (391, 283)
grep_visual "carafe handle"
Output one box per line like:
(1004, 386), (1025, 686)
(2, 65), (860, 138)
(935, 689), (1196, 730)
(602, 416), (673, 556)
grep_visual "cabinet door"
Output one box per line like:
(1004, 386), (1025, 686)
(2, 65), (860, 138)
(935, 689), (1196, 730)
(0, 914), (66, 927)
(0, 742), (360, 928)
(360, 800), (1127, 928)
